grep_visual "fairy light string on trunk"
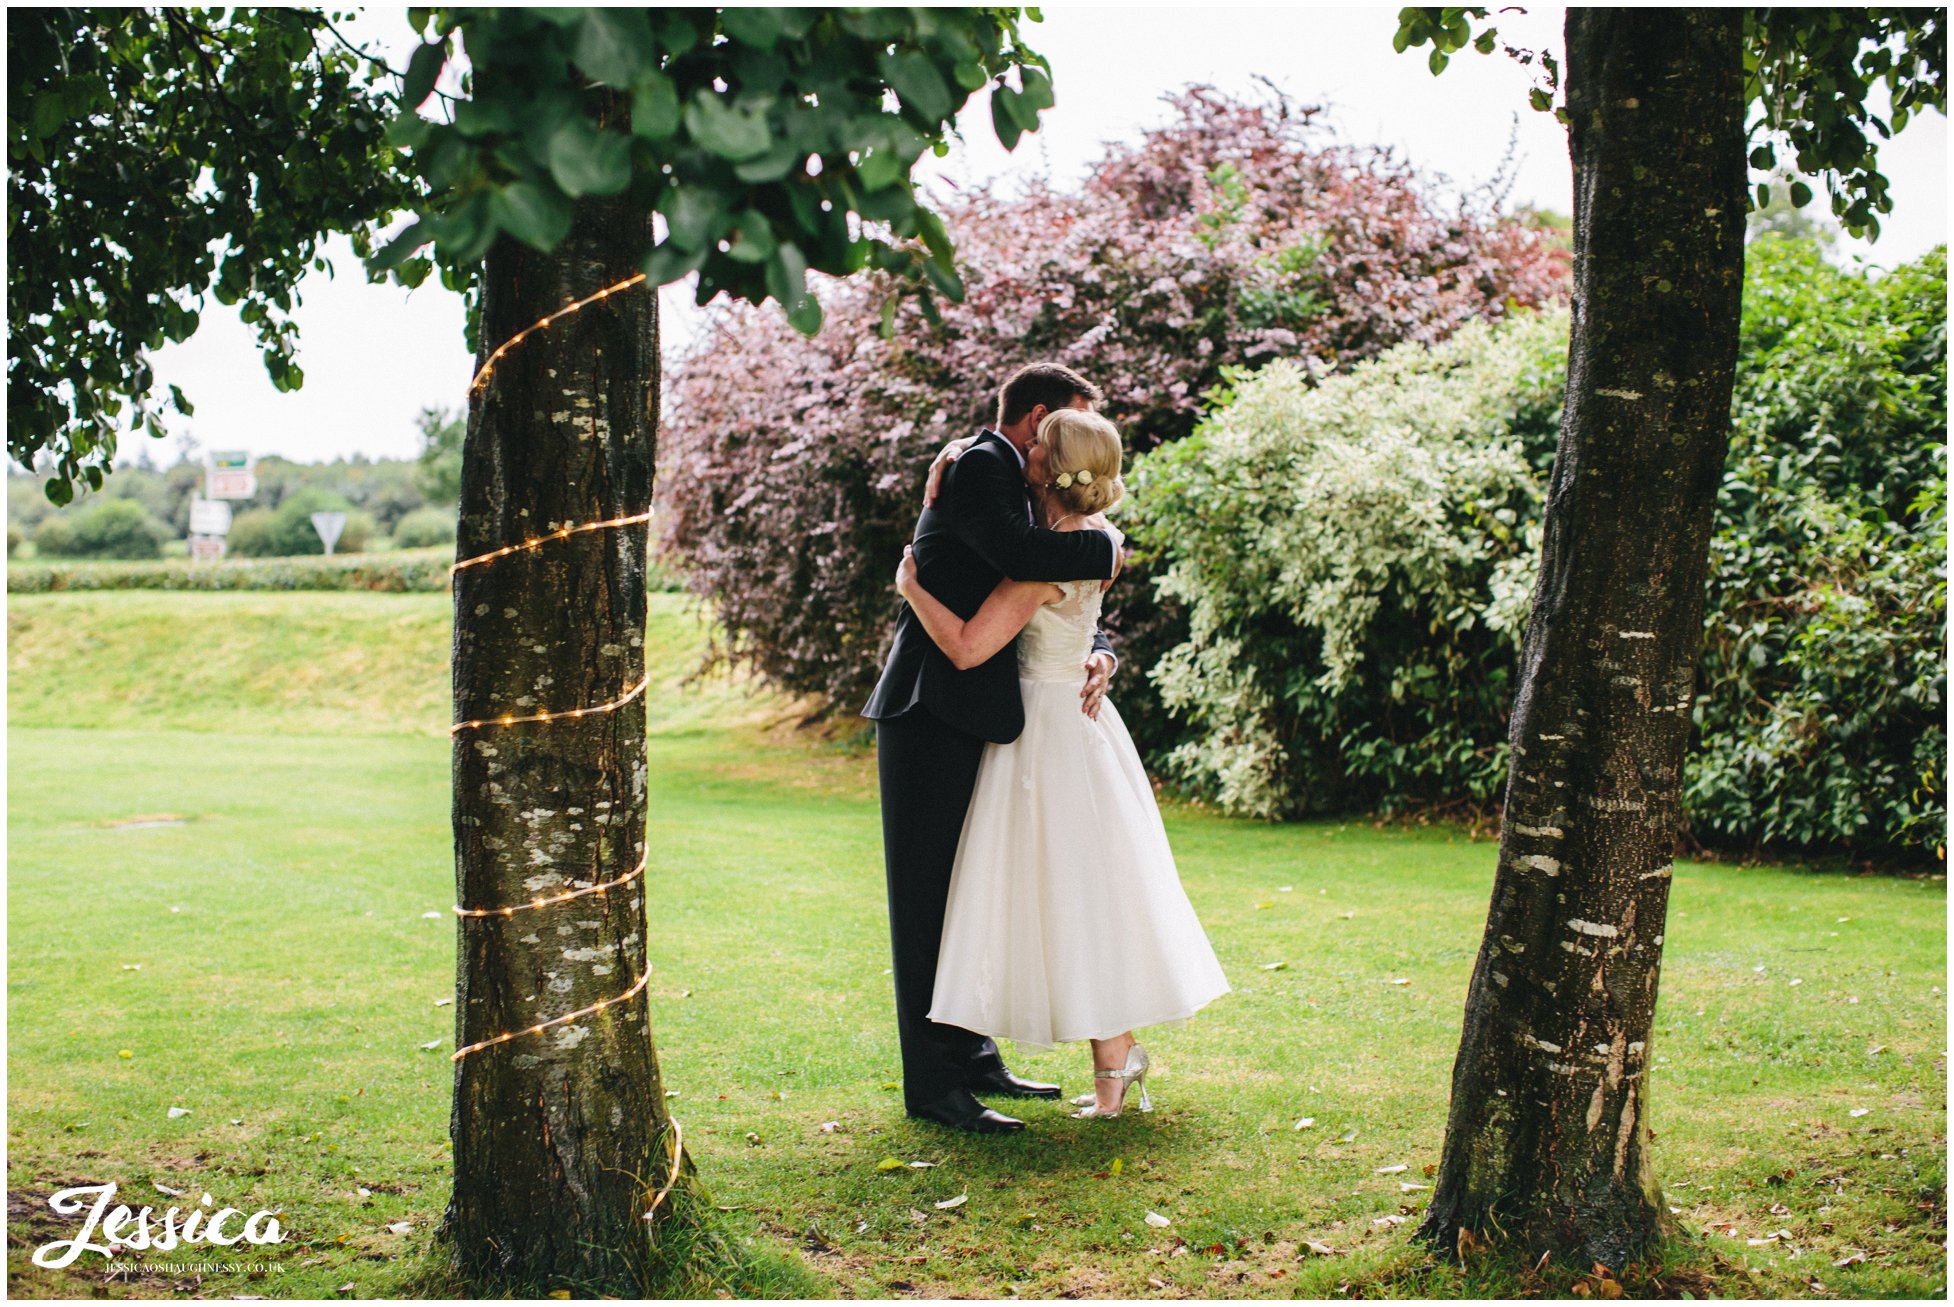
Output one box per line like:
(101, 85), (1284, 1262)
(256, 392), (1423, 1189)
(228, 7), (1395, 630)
(449, 271), (667, 1063)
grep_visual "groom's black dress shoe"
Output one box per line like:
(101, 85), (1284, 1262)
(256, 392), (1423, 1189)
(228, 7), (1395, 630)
(967, 1067), (1063, 1100)
(907, 1089), (1026, 1133)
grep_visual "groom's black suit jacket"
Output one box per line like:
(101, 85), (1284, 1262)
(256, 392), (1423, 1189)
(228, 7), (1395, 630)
(862, 429), (1118, 743)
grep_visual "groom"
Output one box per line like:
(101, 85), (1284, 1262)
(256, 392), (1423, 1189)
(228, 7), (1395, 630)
(862, 362), (1122, 1133)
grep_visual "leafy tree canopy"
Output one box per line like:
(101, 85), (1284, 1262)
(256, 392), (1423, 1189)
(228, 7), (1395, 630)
(9, 6), (1053, 504)
(1393, 6), (1946, 237)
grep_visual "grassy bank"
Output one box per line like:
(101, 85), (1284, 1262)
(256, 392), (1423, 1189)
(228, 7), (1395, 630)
(7, 592), (1945, 1299)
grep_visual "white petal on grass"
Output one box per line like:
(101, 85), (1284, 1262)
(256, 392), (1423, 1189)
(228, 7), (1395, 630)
(1849, 1108), (1871, 1118)
(934, 1194), (967, 1210)
(1293, 1117), (1316, 1131)
(1144, 1211), (1173, 1228)
(166, 1106), (192, 1119)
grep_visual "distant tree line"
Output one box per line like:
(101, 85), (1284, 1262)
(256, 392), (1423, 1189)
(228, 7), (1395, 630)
(8, 408), (464, 560)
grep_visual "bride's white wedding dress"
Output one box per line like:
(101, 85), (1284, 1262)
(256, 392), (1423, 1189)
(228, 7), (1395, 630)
(928, 577), (1230, 1049)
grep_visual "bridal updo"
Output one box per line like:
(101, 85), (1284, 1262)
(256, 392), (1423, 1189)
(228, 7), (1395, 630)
(1035, 409), (1126, 515)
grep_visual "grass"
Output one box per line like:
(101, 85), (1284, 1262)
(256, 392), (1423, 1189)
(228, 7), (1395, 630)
(6, 591), (1946, 1299)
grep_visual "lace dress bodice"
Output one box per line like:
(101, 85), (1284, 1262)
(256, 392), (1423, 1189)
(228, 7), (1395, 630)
(1017, 579), (1105, 682)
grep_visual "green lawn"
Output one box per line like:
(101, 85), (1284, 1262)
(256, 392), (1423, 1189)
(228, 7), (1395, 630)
(7, 592), (1946, 1299)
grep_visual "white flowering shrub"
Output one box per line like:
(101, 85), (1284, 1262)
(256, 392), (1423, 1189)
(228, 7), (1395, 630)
(1128, 310), (1569, 819)
(1128, 239), (1946, 861)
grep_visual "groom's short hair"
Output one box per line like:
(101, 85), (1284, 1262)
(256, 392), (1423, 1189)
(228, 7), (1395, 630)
(996, 363), (1102, 428)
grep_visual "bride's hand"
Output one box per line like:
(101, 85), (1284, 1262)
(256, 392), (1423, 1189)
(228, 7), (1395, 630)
(895, 544), (918, 597)
(923, 436), (980, 507)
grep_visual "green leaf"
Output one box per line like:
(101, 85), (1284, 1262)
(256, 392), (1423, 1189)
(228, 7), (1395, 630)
(488, 181), (574, 252)
(991, 87), (1026, 151)
(641, 239), (709, 286)
(384, 111), (432, 150)
(1018, 65), (1055, 115)
(1473, 27), (1497, 54)
(573, 9), (652, 85)
(1789, 180), (1813, 208)
(630, 71), (681, 139)
(403, 41), (445, 110)
(1528, 87), (1552, 114)
(725, 210), (777, 265)
(858, 147), (904, 193)
(878, 51), (953, 123)
(1756, 182), (1771, 209)
(721, 7), (784, 50)
(661, 186), (726, 252)
(684, 90), (774, 162)
(1428, 46), (1449, 76)
(371, 221), (429, 271)
(732, 138), (802, 184)
(1748, 144), (1776, 169)
(546, 119), (633, 197)
(765, 241), (809, 309)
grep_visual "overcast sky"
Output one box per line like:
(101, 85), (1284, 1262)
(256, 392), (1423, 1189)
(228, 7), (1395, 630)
(138, 5), (1948, 468)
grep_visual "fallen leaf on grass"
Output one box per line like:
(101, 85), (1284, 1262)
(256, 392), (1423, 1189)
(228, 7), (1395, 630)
(1385, 977), (1411, 986)
(421, 911), (442, 920)
(1849, 1108), (1872, 1118)
(875, 1157), (905, 1172)
(166, 1106), (191, 1119)
(818, 1121), (841, 1133)
(1376, 1164), (1407, 1174)
(1336, 1128), (1359, 1143)
(433, 998), (452, 1007)
(1293, 1117), (1316, 1131)
(1833, 1251), (1867, 1267)
(1147, 1276), (1167, 1289)
(908, 1161), (936, 1169)
(336, 1284), (354, 1295)
(1301, 1240), (1342, 1256)
(1256, 901), (1274, 910)
(385, 1222), (412, 1235)
(1372, 1214), (1405, 1228)
(1400, 1182), (1430, 1192)
(1111, 1157), (1124, 1176)
(154, 1181), (182, 1196)
(934, 1194), (966, 1210)
(1145, 1211), (1173, 1228)
(1260, 961), (1288, 971)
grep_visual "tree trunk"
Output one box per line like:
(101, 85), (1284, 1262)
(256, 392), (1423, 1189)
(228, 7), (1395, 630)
(443, 183), (678, 1293)
(1416, 8), (1746, 1268)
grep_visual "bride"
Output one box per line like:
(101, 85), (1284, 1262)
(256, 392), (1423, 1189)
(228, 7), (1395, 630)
(895, 408), (1230, 1119)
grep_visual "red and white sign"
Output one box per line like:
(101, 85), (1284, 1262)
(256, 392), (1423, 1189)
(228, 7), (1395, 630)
(206, 469), (256, 499)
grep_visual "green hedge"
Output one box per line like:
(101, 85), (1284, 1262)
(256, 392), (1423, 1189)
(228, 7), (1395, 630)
(7, 549), (455, 593)
(7, 546), (688, 594)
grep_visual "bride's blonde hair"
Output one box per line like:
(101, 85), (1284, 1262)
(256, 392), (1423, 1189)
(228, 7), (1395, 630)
(1035, 409), (1125, 515)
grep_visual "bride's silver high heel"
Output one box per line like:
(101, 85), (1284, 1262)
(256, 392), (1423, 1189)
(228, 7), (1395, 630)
(1070, 1042), (1151, 1118)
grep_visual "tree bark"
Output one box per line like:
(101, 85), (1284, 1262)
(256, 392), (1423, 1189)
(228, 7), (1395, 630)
(443, 182), (678, 1293)
(1416, 9), (1746, 1268)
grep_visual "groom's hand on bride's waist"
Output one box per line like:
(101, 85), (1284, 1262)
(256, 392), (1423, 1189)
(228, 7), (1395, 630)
(1081, 650), (1115, 720)
(923, 436), (980, 507)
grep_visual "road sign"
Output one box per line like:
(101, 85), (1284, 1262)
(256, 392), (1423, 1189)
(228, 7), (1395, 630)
(188, 497), (232, 535)
(208, 449), (251, 470)
(311, 510), (347, 556)
(206, 470), (256, 498)
(188, 535), (227, 562)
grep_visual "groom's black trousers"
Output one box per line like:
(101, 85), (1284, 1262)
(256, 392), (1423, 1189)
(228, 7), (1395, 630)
(876, 704), (1005, 1110)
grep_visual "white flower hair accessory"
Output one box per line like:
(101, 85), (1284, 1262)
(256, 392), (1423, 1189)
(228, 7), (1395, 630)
(1053, 469), (1093, 489)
